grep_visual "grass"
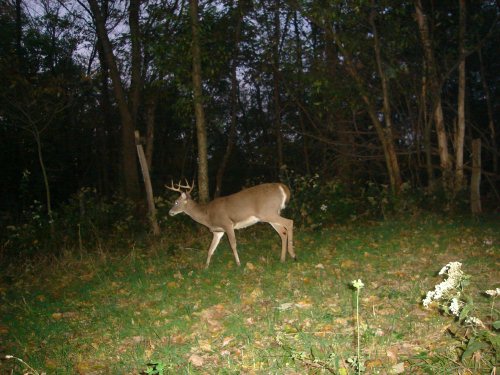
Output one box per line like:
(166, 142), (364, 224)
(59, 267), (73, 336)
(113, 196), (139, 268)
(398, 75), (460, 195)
(0, 214), (498, 374)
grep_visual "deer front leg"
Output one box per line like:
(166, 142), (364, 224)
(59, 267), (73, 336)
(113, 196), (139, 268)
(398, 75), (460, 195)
(206, 232), (224, 269)
(225, 226), (241, 267)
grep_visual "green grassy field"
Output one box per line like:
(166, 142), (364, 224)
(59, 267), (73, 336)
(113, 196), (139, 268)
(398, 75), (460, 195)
(1, 214), (498, 374)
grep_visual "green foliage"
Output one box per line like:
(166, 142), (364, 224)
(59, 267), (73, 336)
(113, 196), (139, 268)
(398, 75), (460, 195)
(279, 170), (477, 230)
(1, 189), (145, 258)
(283, 173), (357, 228)
(4, 199), (52, 256)
(57, 188), (143, 242)
(143, 361), (167, 375)
(422, 263), (499, 371)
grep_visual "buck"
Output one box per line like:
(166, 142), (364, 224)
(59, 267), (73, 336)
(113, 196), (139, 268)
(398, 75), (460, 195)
(166, 181), (296, 268)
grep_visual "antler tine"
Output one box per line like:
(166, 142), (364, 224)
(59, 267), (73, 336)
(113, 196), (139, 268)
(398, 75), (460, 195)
(165, 180), (183, 192)
(166, 179), (195, 194)
(183, 178), (194, 194)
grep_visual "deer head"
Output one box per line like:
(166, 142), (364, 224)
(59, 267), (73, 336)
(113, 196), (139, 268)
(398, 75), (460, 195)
(165, 180), (194, 216)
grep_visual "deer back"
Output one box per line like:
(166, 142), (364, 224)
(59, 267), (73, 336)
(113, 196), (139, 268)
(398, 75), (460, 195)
(206, 183), (290, 226)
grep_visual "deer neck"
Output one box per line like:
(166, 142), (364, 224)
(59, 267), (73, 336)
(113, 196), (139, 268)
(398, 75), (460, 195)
(185, 200), (210, 227)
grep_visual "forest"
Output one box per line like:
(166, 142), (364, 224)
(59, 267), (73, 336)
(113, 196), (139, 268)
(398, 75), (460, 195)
(0, 0), (499, 374)
(1, 0), (499, 220)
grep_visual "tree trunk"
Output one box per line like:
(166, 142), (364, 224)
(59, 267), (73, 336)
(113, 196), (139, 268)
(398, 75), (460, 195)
(144, 93), (157, 172)
(454, 0), (466, 192)
(88, 0), (140, 198)
(478, 49), (497, 173)
(95, 34), (111, 195)
(421, 66), (435, 189)
(215, 0), (242, 198)
(135, 131), (160, 235)
(293, 11), (310, 175)
(369, 2), (402, 193)
(415, 0), (452, 191)
(15, 0), (23, 64)
(189, 0), (209, 203)
(470, 139), (482, 215)
(319, 7), (401, 193)
(129, 0), (142, 123)
(33, 127), (54, 235)
(325, 21), (353, 182)
(272, 0), (284, 174)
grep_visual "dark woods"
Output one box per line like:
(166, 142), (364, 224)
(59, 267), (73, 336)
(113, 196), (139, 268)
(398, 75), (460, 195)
(0, 1), (499, 244)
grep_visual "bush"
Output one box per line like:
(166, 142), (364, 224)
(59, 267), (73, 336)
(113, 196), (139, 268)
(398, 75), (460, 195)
(1, 188), (145, 259)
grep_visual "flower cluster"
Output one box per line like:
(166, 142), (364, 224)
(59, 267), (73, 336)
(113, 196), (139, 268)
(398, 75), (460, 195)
(465, 316), (485, 327)
(485, 288), (500, 297)
(422, 261), (463, 308)
(352, 279), (365, 290)
(449, 298), (463, 317)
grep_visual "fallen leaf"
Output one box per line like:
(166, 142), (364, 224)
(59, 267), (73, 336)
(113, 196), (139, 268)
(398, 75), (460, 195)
(245, 262), (256, 271)
(277, 302), (294, 311)
(198, 339), (212, 352)
(315, 263), (325, 269)
(167, 281), (178, 288)
(188, 353), (204, 367)
(390, 362), (406, 374)
(250, 287), (263, 299)
(170, 334), (186, 345)
(295, 300), (312, 309)
(386, 348), (398, 363)
(44, 358), (58, 369)
(365, 359), (383, 369)
(222, 336), (234, 347)
(340, 259), (356, 269)
(51, 311), (79, 320)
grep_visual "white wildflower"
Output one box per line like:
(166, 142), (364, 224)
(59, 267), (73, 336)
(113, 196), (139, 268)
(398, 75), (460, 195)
(485, 288), (500, 297)
(422, 291), (434, 308)
(423, 261), (463, 308)
(439, 261), (462, 276)
(465, 316), (485, 327)
(320, 204), (327, 212)
(352, 279), (364, 290)
(449, 298), (463, 317)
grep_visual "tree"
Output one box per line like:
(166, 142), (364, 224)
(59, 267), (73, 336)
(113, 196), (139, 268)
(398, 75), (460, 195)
(189, 0), (209, 203)
(87, 0), (140, 199)
(454, 0), (466, 192)
(415, 0), (453, 192)
(214, 0), (244, 198)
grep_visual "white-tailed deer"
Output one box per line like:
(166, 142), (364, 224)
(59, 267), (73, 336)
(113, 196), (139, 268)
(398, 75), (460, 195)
(166, 181), (295, 268)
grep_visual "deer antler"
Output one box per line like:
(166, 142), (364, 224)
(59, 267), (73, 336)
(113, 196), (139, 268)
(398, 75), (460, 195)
(166, 179), (194, 194)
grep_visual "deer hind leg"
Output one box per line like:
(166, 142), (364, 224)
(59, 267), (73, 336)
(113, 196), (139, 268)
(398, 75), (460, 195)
(206, 232), (224, 269)
(270, 217), (295, 262)
(284, 218), (295, 260)
(225, 226), (241, 267)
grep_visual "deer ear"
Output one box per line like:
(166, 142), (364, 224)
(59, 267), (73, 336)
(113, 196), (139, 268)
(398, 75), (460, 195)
(181, 192), (187, 199)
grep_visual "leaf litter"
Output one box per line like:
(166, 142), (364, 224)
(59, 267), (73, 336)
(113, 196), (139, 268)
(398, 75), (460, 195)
(0, 216), (498, 373)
